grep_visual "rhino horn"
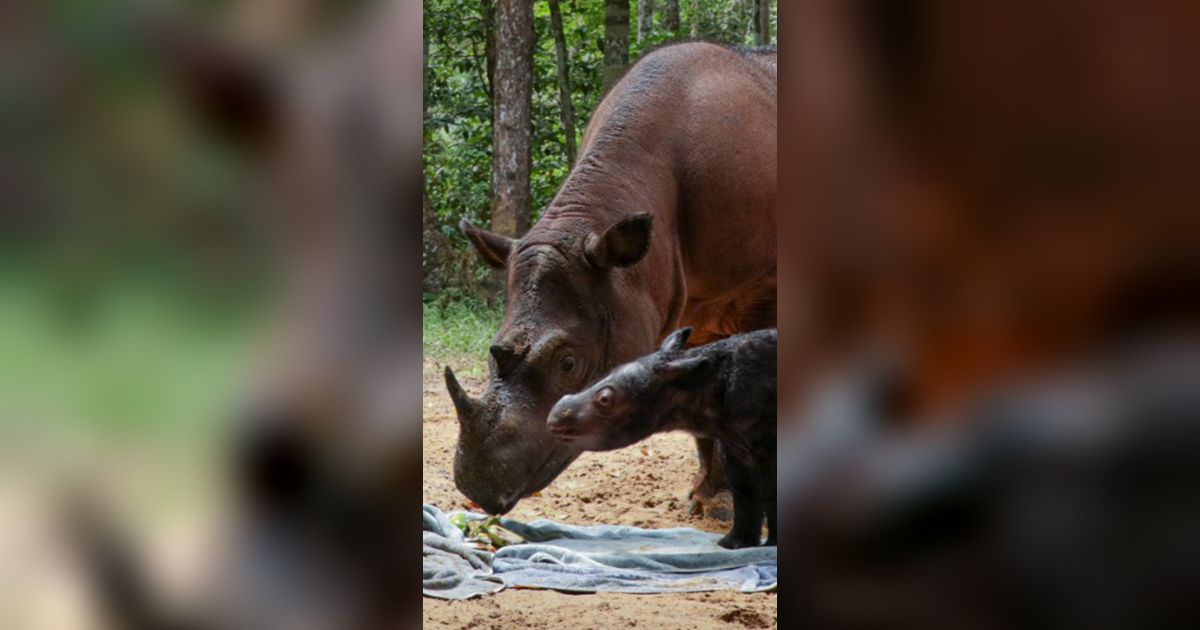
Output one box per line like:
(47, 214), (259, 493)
(444, 366), (481, 423)
(490, 343), (526, 378)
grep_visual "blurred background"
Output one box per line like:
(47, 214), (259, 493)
(2, 2), (275, 627)
(3, 1), (423, 628)
(777, 1), (1200, 628)
(2, 0), (277, 459)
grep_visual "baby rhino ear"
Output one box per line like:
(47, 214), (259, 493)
(660, 356), (713, 387)
(659, 327), (692, 353)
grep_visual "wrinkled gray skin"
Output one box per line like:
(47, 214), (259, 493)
(548, 327), (777, 548)
(444, 211), (666, 514)
(446, 42), (778, 515)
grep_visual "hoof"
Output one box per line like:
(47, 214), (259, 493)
(717, 532), (759, 549)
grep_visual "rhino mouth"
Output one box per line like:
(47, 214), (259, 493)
(522, 443), (580, 498)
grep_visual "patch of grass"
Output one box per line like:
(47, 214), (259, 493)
(423, 297), (503, 377)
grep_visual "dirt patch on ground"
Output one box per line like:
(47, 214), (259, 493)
(422, 359), (776, 628)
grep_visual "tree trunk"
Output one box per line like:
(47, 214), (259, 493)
(665, 0), (679, 36)
(603, 0), (630, 91)
(491, 0), (534, 237)
(689, 0), (699, 38)
(637, 0), (655, 43)
(754, 0), (771, 45)
(548, 0), (577, 166)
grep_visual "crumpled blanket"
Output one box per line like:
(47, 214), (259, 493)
(423, 505), (506, 599)
(422, 504), (776, 600)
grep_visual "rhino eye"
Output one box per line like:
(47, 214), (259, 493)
(560, 356), (576, 373)
(595, 387), (614, 408)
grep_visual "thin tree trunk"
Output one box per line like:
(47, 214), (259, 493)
(665, 0), (679, 37)
(638, 0), (655, 43)
(754, 0), (771, 45)
(482, 0), (496, 99)
(689, 0), (699, 38)
(548, 0), (577, 165)
(743, 0), (755, 43)
(491, 0), (534, 237)
(422, 30), (443, 293)
(603, 0), (630, 91)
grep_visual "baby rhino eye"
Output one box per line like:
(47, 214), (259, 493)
(560, 356), (576, 373)
(595, 387), (614, 408)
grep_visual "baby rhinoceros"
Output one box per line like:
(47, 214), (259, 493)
(547, 327), (776, 548)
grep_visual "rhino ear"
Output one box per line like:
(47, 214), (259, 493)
(585, 213), (652, 270)
(659, 327), (692, 353)
(658, 356), (714, 387)
(460, 219), (515, 269)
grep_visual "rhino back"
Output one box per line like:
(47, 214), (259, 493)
(537, 42), (777, 343)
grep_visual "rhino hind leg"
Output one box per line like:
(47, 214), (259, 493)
(687, 436), (733, 519)
(761, 431), (778, 546)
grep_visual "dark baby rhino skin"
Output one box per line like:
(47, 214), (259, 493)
(548, 327), (777, 549)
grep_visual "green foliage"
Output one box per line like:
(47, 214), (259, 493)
(424, 0), (604, 229)
(677, 0), (776, 47)
(423, 297), (505, 374)
(532, 0), (604, 216)
(425, 0), (775, 303)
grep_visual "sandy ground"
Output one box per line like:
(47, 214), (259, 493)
(422, 359), (777, 628)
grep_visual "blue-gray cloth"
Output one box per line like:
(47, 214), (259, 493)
(422, 504), (776, 599)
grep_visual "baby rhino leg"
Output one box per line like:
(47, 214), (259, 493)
(716, 438), (765, 549)
(761, 438), (777, 546)
(688, 436), (728, 517)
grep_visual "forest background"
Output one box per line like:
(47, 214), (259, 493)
(423, 0), (777, 309)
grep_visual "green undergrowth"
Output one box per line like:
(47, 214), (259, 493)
(422, 297), (503, 379)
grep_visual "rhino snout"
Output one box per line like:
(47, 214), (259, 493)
(475, 492), (520, 516)
(547, 396), (583, 438)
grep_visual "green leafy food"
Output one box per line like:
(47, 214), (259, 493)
(464, 515), (525, 549)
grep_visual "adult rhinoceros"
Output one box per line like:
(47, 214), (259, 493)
(445, 42), (777, 515)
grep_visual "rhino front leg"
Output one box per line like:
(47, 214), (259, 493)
(716, 438), (765, 549)
(688, 436), (730, 517)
